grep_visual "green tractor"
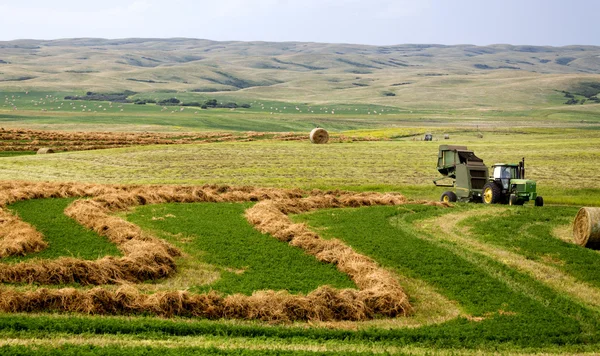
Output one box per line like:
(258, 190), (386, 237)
(433, 145), (543, 206)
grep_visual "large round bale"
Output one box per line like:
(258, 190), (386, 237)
(36, 148), (54, 154)
(573, 207), (600, 248)
(309, 128), (329, 144)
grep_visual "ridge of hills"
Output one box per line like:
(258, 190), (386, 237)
(1, 38), (600, 108)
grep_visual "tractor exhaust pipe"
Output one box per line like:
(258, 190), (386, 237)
(519, 157), (525, 179)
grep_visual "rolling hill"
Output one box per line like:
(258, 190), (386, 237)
(2, 38), (600, 110)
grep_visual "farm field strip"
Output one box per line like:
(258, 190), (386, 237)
(5, 198), (122, 262)
(124, 202), (356, 295)
(0, 181), (438, 322)
(0, 127), (312, 152)
(294, 204), (600, 349)
(0, 130), (598, 205)
(1, 332), (585, 355)
(412, 208), (600, 311)
(2, 184), (600, 352)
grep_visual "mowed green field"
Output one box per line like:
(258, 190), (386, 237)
(2, 198), (600, 354)
(0, 90), (599, 355)
(0, 128), (598, 205)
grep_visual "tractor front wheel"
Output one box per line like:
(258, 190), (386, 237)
(535, 196), (544, 207)
(509, 194), (518, 206)
(441, 191), (457, 203)
(482, 182), (502, 204)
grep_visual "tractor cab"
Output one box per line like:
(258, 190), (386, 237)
(491, 163), (519, 190)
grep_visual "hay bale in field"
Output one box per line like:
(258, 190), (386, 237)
(573, 207), (600, 248)
(309, 128), (329, 144)
(36, 148), (54, 154)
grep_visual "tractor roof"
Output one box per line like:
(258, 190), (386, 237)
(438, 145), (469, 152)
(492, 163), (519, 167)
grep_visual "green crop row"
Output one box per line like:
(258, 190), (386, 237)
(0, 345), (367, 356)
(5, 198), (121, 263)
(125, 202), (355, 294)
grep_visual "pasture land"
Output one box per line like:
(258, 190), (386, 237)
(2, 90), (600, 133)
(0, 128), (598, 205)
(2, 39), (600, 120)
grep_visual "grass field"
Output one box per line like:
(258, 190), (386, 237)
(1, 199), (599, 354)
(5, 198), (122, 263)
(2, 89), (600, 133)
(2, 38), (600, 353)
(0, 128), (598, 205)
(124, 202), (356, 295)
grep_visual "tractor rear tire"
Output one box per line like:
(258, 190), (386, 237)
(535, 196), (544, 207)
(441, 191), (457, 203)
(482, 182), (503, 205)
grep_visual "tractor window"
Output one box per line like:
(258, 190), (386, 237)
(493, 166), (517, 179)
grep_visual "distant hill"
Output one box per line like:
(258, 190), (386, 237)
(1, 38), (600, 108)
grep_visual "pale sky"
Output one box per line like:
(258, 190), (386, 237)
(0, 0), (597, 46)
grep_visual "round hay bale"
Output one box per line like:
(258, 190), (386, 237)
(310, 128), (329, 144)
(36, 148), (55, 154)
(573, 207), (600, 248)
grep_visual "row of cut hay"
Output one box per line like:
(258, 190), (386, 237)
(0, 182), (179, 285)
(0, 181), (130, 206)
(0, 285), (381, 322)
(0, 181), (302, 207)
(245, 193), (415, 318)
(0, 128), (382, 152)
(0, 182), (447, 321)
(0, 129), (313, 152)
(0, 183), (305, 285)
(0, 208), (47, 258)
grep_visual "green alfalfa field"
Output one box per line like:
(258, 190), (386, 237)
(2, 197), (600, 355)
(1, 38), (600, 354)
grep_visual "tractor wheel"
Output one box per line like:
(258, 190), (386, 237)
(482, 182), (502, 205)
(509, 194), (518, 206)
(535, 196), (544, 207)
(441, 191), (457, 203)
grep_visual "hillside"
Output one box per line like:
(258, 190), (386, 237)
(2, 38), (600, 109)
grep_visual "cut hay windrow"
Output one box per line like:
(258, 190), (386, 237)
(0, 181), (450, 321)
(0, 285), (383, 321)
(0, 183), (304, 285)
(245, 192), (414, 318)
(0, 208), (47, 258)
(0, 128), (379, 152)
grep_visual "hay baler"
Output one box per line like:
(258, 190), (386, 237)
(433, 145), (543, 206)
